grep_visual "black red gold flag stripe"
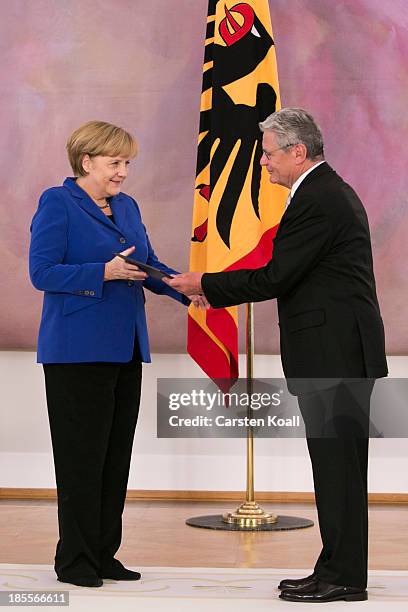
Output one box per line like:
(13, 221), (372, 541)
(188, 0), (287, 382)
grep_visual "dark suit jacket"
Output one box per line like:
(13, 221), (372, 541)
(202, 163), (387, 391)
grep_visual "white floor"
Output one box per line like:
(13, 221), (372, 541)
(0, 565), (407, 611)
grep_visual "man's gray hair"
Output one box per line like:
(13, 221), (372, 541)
(259, 108), (324, 160)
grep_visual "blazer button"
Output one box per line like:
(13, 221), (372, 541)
(89, 290), (95, 296)
(119, 237), (126, 244)
(84, 290), (90, 295)
(128, 281), (134, 287)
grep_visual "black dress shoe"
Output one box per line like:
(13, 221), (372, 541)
(278, 573), (317, 590)
(279, 579), (367, 602)
(57, 576), (103, 588)
(99, 558), (141, 581)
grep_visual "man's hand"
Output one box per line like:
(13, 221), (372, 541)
(165, 272), (204, 296)
(104, 246), (148, 281)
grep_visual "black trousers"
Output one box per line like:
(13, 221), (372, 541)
(43, 353), (142, 580)
(297, 379), (375, 589)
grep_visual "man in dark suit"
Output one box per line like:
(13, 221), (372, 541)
(168, 108), (387, 603)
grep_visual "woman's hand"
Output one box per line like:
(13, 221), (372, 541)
(189, 294), (211, 309)
(104, 246), (148, 281)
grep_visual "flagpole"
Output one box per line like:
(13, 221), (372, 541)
(246, 302), (255, 504)
(186, 302), (314, 531)
(222, 303), (277, 526)
(246, 302), (255, 503)
(185, 0), (314, 534)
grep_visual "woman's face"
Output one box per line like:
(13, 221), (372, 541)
(81, 154), (131, 198)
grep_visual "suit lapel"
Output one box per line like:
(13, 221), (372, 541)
(109, 193), (128, 232)
(275, 162), (335, 238)
(63, 177), (124, 232)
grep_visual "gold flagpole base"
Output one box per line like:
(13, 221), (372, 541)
(222, 500), (278, 527)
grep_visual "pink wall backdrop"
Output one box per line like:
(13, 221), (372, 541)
(1, 0), (406, 354)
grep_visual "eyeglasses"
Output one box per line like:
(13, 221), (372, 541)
(262, 143), (298, 160)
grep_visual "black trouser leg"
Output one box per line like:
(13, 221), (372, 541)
(298, 380), (374, 589)
(43, 360), (141, 580)
(99, 360), (142, 567)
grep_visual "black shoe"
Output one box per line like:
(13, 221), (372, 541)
(278, 573), (317, 590)
(57, 576), (103, 588)
(279, 579), (367, 602)
(99, 558), (141, 581)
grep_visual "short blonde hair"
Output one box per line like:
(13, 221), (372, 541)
(66, 120), (138, 176)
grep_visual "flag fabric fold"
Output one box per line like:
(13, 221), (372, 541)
(188, 0), (287, 382)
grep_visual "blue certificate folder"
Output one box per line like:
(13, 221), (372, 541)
(113, 253), (173, 280)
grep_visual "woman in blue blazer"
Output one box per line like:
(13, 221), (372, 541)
(29, 121), (194, 588)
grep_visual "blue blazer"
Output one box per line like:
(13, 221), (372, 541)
(29, 177), (188, 363)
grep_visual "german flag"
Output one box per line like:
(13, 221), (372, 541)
(188, 0), (287, 382)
